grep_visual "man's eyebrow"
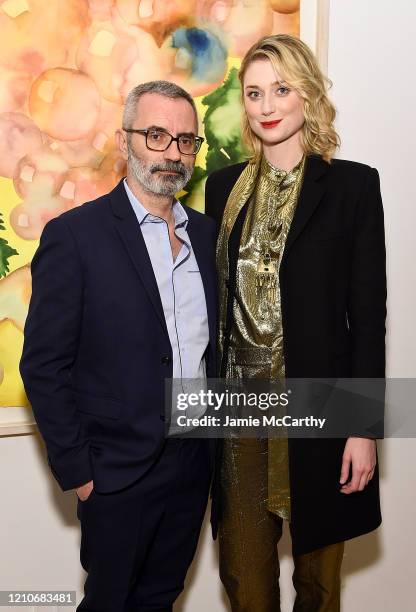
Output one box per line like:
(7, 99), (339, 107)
(146, 125), (196, 136)
(146, 125), (169, 132)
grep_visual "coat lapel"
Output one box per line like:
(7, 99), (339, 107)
(109, 180), (169, 339)
(282, 155), (329, 262)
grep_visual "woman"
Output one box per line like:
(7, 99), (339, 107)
(205, 35), (386, 612)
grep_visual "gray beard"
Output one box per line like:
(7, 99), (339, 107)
(127, 148), (192, 197)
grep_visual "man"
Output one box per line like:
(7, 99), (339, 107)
(20, 80), (217, 612)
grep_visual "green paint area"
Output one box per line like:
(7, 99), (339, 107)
(0, 213), (18, 279)
(203, 67), (246, 175)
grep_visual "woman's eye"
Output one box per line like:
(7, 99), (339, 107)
(247, 91), (261, 99)
(276, 86), (290, 96)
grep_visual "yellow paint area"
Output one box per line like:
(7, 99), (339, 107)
(0, 177), (37, 406)
(1, 0), (29, 19)
(0, 320), (29, 406)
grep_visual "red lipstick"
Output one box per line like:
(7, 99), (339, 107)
(260, 119), (282, 129)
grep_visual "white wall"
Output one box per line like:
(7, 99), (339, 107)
(1, 1), (416, 610)
(328, 0), (416, 379)
(327, 1), (416, 608)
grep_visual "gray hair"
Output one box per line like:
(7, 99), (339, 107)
(122, 80), (198, 129)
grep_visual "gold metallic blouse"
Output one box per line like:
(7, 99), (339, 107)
(226, 155), (305, 520)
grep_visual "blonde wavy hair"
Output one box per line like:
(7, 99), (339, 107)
(239, 34), (340, 163)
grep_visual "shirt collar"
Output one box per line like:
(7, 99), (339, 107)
(123, 178), (188, 229)
(260, 155), (305, 190)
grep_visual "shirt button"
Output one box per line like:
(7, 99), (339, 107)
(161, 356), (171, 365)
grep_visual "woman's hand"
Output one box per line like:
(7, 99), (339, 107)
(339, 437), (376, 494)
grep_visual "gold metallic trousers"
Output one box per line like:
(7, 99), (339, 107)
(219, 439), (344, 612)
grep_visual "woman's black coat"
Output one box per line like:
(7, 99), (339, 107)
(205, 154), (386, 555)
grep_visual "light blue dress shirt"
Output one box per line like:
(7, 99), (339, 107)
(123, 179), (209, 382)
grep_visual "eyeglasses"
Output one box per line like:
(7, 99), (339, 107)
(123, 128), (204, 155)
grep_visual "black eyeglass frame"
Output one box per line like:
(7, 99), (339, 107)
(123, 128), (204, 155)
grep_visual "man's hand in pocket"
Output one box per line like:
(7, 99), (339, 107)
(76, 480), (94, 502)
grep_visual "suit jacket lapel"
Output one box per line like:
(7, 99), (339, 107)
(109, 180), (169, 339)
(282, 155), (329, 263)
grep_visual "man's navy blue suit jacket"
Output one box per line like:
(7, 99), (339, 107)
(20, 179), (218, 493)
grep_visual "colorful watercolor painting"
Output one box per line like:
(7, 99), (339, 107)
(0, 0), (302, 429)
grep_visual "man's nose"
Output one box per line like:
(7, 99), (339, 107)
(163, 139), (182, 161)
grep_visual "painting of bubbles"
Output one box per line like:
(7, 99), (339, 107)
(0, 0), (300, 413)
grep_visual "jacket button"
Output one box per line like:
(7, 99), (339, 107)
(161, 356), (171, 365)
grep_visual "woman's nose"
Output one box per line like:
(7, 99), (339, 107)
(261, 92), (276, 116)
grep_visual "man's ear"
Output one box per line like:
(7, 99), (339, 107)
(115, 129), (128, 161)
